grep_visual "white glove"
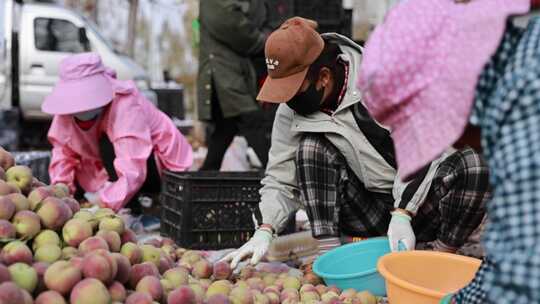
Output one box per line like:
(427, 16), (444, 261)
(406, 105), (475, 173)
(220, 229), (273, 269)
(388, 210), (415, 251)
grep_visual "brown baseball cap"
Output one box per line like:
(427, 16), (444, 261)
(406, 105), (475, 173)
(256, 17), (324, 103)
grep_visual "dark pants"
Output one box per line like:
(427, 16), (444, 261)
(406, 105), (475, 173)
(200, 91), (274, 170)
(296, 134), (490, 248)
(97, 134), (161, 214)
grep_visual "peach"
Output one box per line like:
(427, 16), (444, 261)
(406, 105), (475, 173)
(190, 283), (206, 303)
(51, 183), (70, 198)
(34, 244), (62, 263)
(35, 290), (67, 304)
(247, 277), (265, 292)
(20, 290), (32, 304)
(121, 242), (143, 265)
(12, 210), (41, 239)
(121, 228), (137, 244)
(315, 284), (327, 296)
(72, 210), (97, 229)
(327, 286), (340, 294)
(280, 288), (300, 302)
(0, 148), (15, 170)
(0, 167), (4, 181)
(161, 237), (175, 246)
(303, 272), (321, 285)
(8, 263), (38, 293)
(262, 274), (277, 286)
(125, 292), (153, 304)
(207, 294), (231, 304)
(282, 277), (301, 290)
(81, 249), (117, 284)
(0, 219), (16, 239)
(159, 254), (174, 274)
(61, 197), (80, 214)
(36, 197), (72, 230)
(78, 236), (109, 255)
(175, 248), (187, 259)
(0, 180), (18, 196)
(69, 278), (111, 304)
(6, 194), (30, 212)
(254, 293), (270, 304)
(213, 261), (232, 280)
(0, 281), (25, 304)
(299, 284), (317, 294)
(98, 216), (125, 235)
(161, 279), (175, 296)
(32, 262), (49, 294)
(44, 260), (82, 295)
(111, 253), (131, 284)
(0, 196), (15, 220)
(263, 286), (280, 295)
(229, 286), (253, 304)
(27, 187), (52, 210)
(192, 259), (213, 279)
(96, 230), (121, 252)
(0, 264), (11, 283)
(339, 288), (357, 301)
(180, 250), (201, 265)
(129, 262), (160, 289)
(161, 244), (176, 260)
(32, 229), (61, 251)
(94, 208), (115, 219)
(301, 291), (320, 302)
(5, 166), (33, 194)
(168, 286), (196, 304)
(109, 281), (127, 302)
(61, 247), (79, 260)
(355, 291), (377, 304)
(141, 245), (161, 267)
(1, 240), (32, 265)
(239, 266), (255, 280)
(136, 275), (163, 301)
(206, 280), (232, 298)
(265, 292), (280, 304)
(62, 219), (93, 248)
(321, 291), (340, 304)
(70, 257), (84, 270)
(163, 267), (190, 288)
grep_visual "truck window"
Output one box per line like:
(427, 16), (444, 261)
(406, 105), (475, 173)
(34, 18), (87, 53)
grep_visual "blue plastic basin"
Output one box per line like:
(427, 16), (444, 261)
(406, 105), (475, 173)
(312, 237), (391, 296)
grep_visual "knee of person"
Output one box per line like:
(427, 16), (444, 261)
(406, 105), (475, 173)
(296, 134), (329, 162)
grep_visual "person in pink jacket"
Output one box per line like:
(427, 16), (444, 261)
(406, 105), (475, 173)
(42, 53), (193, 212)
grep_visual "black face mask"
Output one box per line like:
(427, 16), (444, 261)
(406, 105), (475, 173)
(286, 81), (324, 116)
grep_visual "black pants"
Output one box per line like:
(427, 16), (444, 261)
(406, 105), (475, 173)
(296, 134), (490, 248)
(201, 94), (274, 170)
(97, 135), (161, 214)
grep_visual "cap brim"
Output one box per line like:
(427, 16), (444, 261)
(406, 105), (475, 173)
(42, 74), (113, 115)
(257, 68), (309, 103)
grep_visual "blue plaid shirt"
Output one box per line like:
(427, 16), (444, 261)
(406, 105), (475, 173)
(456, 18), (540, 304)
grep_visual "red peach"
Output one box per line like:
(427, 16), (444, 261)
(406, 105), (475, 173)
(111, 253), (131, 284)
(69, 278), (111, 304)
(129, 262), (160, 289)
(136, 275), (163, 302)
(108, 281), (127, 302)
(168, 286), (196, 304)
(44, 260), (82, 295)
(35, 290), (67, 304)
(78, 236), (109, 255)
(81, 249), (117, 284)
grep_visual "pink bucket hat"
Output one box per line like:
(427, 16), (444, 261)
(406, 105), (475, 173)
(42, 52), (114, 115)
(357, 0), (529, 180)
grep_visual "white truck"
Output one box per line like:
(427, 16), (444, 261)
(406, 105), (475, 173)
(1, 0), (155, 139)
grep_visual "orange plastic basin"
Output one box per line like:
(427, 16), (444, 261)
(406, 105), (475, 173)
(377, 251), (481, 304)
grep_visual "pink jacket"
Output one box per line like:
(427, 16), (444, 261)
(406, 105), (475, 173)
(48, 79), (193, 211)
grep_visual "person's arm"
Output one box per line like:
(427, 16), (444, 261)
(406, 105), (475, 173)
(221, 104), (303, 268)
(49, 140), (79, 194)
(96, 136), (152, 212)
(200, 0), (266, 56)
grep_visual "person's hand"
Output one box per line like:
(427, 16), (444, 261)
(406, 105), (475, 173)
(388, 209), (415, 251)
(220, 229), (273, 269)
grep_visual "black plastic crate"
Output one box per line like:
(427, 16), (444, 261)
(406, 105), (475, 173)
(154, 88), (185, 119)
(160, 171), (264, 250)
